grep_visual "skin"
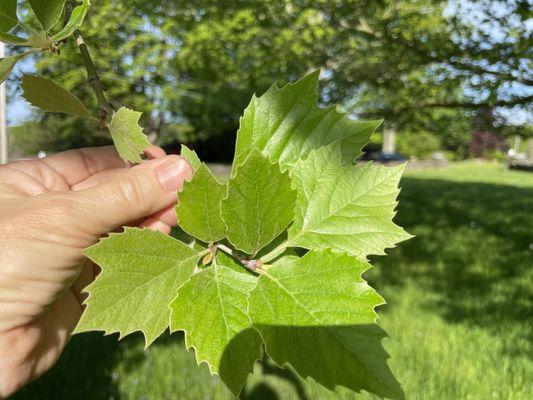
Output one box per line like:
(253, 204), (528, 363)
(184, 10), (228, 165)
(0, 146), (193, 398)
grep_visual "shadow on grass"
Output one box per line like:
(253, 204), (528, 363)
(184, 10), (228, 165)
(370, 178), (533, 333)
(13, 176), (532, 399)
(233, 324), (403, 400)
(12, 332), (122, 400)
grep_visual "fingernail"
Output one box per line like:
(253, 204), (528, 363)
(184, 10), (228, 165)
(156, 157), (193, 192)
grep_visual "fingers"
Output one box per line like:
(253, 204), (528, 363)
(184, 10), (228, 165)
(73, 155), (193, 237)
(140, 206), (177, 233)
(41, 145), (166, 187)
(144, 145), (166, 160)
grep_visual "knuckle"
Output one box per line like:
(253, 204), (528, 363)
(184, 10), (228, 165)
(116, 175), (151, 212)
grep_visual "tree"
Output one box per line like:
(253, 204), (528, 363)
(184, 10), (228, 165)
(14, 0), (531, 157)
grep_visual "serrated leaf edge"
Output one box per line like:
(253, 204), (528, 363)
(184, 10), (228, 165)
(176, 162), (227, 244)
(246, 251), (403, 398)
(222, 148), (297, 256)
(76, 226), (203, 348)
(168, 264), (262, 395)
(234, 70), (383, 169)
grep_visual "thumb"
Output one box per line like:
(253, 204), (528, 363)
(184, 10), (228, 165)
(75, 155), (193, 236)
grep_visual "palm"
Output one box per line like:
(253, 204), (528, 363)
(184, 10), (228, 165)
(0, 146), (169, 390)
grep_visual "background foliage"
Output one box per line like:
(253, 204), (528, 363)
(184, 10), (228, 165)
(7, 0), (532, 160)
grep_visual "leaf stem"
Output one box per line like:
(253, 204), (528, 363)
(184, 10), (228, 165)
(65, 0), (112, 127)
(217, 244), (268, 274)
(259, 241), (291, 264)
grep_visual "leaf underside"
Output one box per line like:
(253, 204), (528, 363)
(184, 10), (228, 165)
(22, 75), (93, 118)
(0, 53), (28, 84)
(29, 0), (66, 32)
(288, 143), (412, 258)
(0, 0), (18, 32)
(222, 149), (297, 256)
(180, 144), (202, 172)
(249, 251), (404, 399)
(233, 70), (381, 170)
(176, 163), (227, 243)
(76, 228), (201, 346)
(78, 72), (409, 399)
(108, 107), (150, 163)
(52, 0), (91, 42)
(170, 265), (261, 395)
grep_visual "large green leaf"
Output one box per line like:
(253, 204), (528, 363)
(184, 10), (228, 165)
(249, 250), (404, 399)
(176, 163), (227, 243)
(221, 149), (297, 256)
(0, 0), (17, 32)
(180, 144), (201, 172)
(170, 265), (261, 395)
(75, 227), (201, 345)
(52, 0), (91, 42)
(108, 107), (150, 163)
(233, 71), (381, 170)
(22, 75), (93, 118)
(29, 0), (65, 32)
(285, 143), (412, 259)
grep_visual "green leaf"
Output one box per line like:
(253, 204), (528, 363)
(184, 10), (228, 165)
(0, 0), (17, 32)
(29, 0), (65, 32)
(0, 33), (52, 48)
(176, 163), (227, 243)
(180, 144), (201, 172)
(286, 143), (412, 259)
(52, 0), (90, 42)
(0, 52), (30, 84)
(170, 265), (261, 395)
(234, 70), (381, 170)
(0, 31), (26, 45)
(249, 250), (404, 399)
(75, 227), (201, 345)
(108, 107), (151, 164)
(21, 75), (93, 118)
(221, 149), (297, 256)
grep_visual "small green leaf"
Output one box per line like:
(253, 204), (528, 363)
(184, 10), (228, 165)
(287, 143), (412, 258)
(176, 163), (227, 243)
(108, 107), (151, 164)
(221, 149), (297, 256)
(170, 265), (261, 395)
(76, 227), (202, 346)
(180, 144), (201, 172)
(22, 75), (93, 118)
(52, 0), (91, 42)
(0, 33), (48, 48)
(0, 31), (26, 45)
(29, 0), (65, 32)
(234, 71), (381, 170)
(0, 52), (30, 84)
(0, 0), (17, 32)
(249, 250), (404, 399)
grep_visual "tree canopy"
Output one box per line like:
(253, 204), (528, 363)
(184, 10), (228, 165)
(10, 0), (532, 158)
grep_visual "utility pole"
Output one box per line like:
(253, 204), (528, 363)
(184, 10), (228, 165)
(0, 41), (8, 164)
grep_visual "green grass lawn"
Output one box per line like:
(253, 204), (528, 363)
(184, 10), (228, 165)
(13, 161), (533, 400)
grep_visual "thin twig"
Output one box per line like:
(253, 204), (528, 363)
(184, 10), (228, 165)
(65, 0), (112, 127)
(217, 244), (245, 262)
(217, 244), (267, 273)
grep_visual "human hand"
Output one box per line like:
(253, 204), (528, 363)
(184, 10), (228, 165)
(0, 146), (193, 397)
